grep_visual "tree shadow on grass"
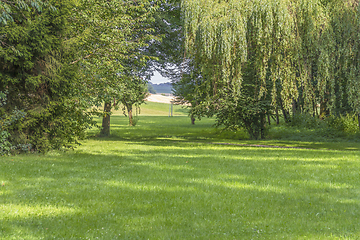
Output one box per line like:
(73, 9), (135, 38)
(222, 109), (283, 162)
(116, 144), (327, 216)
(88, 115), (360, 151)
(1, 144), (360, 239)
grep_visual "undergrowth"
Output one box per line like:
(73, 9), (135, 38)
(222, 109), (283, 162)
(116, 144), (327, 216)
(268, 113), (360, 142)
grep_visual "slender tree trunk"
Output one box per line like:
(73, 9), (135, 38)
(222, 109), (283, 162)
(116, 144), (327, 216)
(283, 109), (289, 122)
(191, 116), (195, 125)
(312, 100), (316, 117)
(267, 112), (271, 125)
(292, 99), (297, 116)
(320, 99), (329, 119)
(279, 96), (289, 122)
(100, 101), (111, 137)
(358, 113), (360, 132)
(190, 103), (196, 124)
(260, 114), (266, 139)
(275, 107), (279, 125)
(127, 104), (133, 126)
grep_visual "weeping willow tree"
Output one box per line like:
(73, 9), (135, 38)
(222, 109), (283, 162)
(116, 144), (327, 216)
(181, 0), (360, 139)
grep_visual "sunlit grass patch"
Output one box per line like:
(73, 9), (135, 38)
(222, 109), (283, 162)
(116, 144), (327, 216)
(1, 116), (360, 239)
(111, 101), (189, 116)
(1, 204), (80, 219)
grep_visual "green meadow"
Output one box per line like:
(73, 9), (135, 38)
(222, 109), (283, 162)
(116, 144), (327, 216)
(1, 102), (360, 239)
(115, 101), (188, 116)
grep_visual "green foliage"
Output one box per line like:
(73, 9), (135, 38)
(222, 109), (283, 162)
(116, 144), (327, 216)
(0, 91), (31, 155)
(71, 0), (159, 103)
(147, 83), (156, 94)
(145, 0), (197, 113)
(325, 114), (359, 135)
(289, 113), (360, 135)
(273, 112), (360, 141)
(171, 61), (208, 123)
(0, 0), (94, 152)
(0, 130), (11, 155)
(0, 92), (13, 155)
(181, 0), (360, 137)
(119, 62), (151, 126)
(0, 0), (55, 25)
(288, 113), (327, 129)
(146, 0), (183, 73)
(70, 0), (160, 133)
(215, 96), (270, 140)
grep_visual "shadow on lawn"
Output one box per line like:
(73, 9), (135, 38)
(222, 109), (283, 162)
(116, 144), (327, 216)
(1, 142), (360, 239)
(88, 115), (360, 151)
(90, 127), (360, 152)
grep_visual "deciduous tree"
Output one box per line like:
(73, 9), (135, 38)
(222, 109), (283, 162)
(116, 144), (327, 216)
(71, 0), (160, 136)
(181, 0), (360, 138)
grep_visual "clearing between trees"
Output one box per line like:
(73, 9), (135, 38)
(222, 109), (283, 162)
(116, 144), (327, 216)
(1, 112), (360, 239)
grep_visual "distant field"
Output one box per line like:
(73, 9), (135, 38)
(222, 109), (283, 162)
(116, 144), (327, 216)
(113, 101), (189, 116)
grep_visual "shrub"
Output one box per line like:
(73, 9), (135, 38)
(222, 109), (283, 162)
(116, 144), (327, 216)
(285, 112), (359, 140)
(325, 114), (359, 134)
(1, 1), (95, 153)
(288, 113), (326, 129)
(0, 92), (31, 155)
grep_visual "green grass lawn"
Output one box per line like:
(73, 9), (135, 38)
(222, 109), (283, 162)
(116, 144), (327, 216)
(112, 101), (189, 116)
(1, 112), (360, 239)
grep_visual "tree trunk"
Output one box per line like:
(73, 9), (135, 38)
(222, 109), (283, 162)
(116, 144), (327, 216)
(267, 112), (271, 125)
(312, 100), (316, 117)
(190, 103), (197, 125)
(275, 107), (279, 125)
(100, 101), (111, 137)
(315, 102), (319, 117)
(279, 96), (289, 122)
(127, 104), (133, 126)
(358, 114), (360, 132)
(320, 99), (329, 119)
(292, 99), (297, 116)
(260, 114), (266, 139)
(191, 116), (195, 125)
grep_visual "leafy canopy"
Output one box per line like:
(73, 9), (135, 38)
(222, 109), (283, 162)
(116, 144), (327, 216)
(181, 0), (360, 138)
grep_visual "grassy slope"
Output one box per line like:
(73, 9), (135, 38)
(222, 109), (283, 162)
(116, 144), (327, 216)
(113, 101), (188, 116)
(1, 103), (360, 239)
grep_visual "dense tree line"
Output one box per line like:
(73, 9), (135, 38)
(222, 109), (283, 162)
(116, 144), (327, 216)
(0, 0), (160, 154)
(0, 0), (88, 153)
(2, 0), (360, 154)
(180, 0), (360, 139)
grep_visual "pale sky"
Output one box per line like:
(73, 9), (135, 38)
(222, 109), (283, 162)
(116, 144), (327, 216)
(150, 71), (170, 84)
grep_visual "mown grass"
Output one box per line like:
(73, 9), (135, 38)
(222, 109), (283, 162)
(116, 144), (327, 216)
(114, 101), (360, 150)
(112, 101), (189, 116)
(1, 111), (360, 239)
(89, 113), (360, 151)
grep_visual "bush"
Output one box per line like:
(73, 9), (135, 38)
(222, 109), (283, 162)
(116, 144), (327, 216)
(283, 112), (360, 140)
(288, 113), (326, 129)
(0, 130), (11, 155)
(325, 114), (359, 134)
(0, 92), (32, 155)
(0, 1), (95, 153)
